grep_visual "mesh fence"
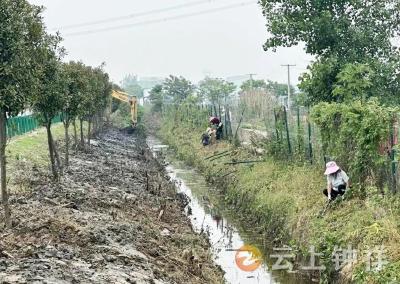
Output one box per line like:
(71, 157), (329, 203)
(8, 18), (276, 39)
(226, 90), (325, 164)
(6, 114), (62, 138)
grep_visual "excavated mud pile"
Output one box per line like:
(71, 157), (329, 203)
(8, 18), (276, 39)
(0, 128), (224, 284)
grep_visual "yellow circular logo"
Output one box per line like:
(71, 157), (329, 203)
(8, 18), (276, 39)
(235, 244), (263, 272)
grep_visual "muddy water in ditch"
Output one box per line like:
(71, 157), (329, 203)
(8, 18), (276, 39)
(147, 137), (313, 284)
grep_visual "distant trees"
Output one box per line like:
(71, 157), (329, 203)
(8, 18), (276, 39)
(83, 65), (112, 147)
(163, 75), (195, 104)
(198, 77), (236, 117)
(121, 74), (144, 100)
(148, 84), (164, 112)
(240, 79), (267, 92)
(240, 79), (295, 98)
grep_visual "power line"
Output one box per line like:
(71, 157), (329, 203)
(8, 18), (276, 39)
(65, 1), (256, 37)
(54, 0), (224, 31)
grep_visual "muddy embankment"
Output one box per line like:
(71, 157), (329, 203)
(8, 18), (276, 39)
(0, 128), (224, 283)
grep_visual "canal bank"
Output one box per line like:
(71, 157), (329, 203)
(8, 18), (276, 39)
(152, 118), (400, 284)
(147, 137), (313, 284)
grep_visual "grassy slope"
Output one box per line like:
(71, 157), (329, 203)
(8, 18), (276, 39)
(159, 120), (400, 283)
(7, 123), (65, 169)
(7, 123), (89, 193)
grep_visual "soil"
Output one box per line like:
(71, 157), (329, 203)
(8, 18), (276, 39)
(0, 128), (225, 284)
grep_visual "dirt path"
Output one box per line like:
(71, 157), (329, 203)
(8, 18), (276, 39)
(0, 128), (224, 283)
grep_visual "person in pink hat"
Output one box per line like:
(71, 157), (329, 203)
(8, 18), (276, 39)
(323, 161), (350, 201)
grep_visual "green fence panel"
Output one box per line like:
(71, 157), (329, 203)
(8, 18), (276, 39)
(6, 114), (63, 138)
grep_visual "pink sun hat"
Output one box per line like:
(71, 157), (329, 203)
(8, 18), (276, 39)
(324, 161), (340, 175)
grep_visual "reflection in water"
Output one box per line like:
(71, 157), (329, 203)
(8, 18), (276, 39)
(147, 137), (312, 284)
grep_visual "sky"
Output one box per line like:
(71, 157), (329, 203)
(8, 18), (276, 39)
(28, 0), (314, 85)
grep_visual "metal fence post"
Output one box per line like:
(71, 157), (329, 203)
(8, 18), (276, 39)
(284, 106), (292, 156)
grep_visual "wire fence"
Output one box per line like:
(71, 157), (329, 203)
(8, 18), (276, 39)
(227, 90), (399, 192)
(6, 114), (62, 138)
(226, 90), (323, 162)
(160, 90), (399, 192)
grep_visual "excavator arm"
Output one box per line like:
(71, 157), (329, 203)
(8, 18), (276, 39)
(111, 90), (138, 126)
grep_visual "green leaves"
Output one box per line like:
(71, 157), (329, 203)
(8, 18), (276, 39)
(332, 63), (374, 102)
(148, 84), (164, 112)
(240, 79), (267, 93)
(260, 0), (400, 106)
(0, 0), (47, 116)
(163, 75), (194, 104)
(311, 100), (398, 185)
(260, 0), (399, 59)
(121, 75), (144, 99)
(198, 77), (236, 105)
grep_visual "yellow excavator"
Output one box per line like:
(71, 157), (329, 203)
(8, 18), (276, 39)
(111, 90), (138, 127)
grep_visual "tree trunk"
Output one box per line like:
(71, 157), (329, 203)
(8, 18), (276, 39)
(46, 122), (58, 180)
(64, 121), (70, 167)
(52, 137), (62, 175)
(80, 119), (84, 149)
(93, 116), (97, 135)
(87, 118), (91, 147)
(73, 119), (78, 148)
(0, 110), (11, 228)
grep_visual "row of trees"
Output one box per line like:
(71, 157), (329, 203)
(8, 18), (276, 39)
(149, 75), (293, 115)
(240, 79), (295, 98)
(0, 0), (112, 227)
(149, 75), (235, 116)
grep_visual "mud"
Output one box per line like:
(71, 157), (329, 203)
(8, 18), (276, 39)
(0, 128), (224, 284)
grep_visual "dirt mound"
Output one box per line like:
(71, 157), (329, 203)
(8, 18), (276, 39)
(0, 128), (224, 283)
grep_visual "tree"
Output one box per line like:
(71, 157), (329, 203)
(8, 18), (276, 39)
(260, 0), (400, 105)
(265, 80), (295, 98)
(0, 0), (49, 227)
(240, 79), (267, 92)
(198, 77), (236, 117)
(163, 75), (194, 104)
(89, 66), (112, 139)
(62, 61), (87, 167)
(121, 74), (144, 99)
(31, 34), (65, 180)
(76, 64), (111, 148)
(299, 57), (342, 105)
(260, 0), (400, 59)
(77, 66), (93, 148)
(299, 58), (399, 105)
(332, 63), (374, 102)
(240, 79), (295, 98)
(148, 84), (164, 112)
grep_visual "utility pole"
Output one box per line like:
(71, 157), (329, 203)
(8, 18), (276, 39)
(247, 73), (257, 90)
(281, 64), (296, 110)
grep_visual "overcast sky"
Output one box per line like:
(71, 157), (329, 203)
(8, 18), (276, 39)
(28, 0), (313, 85)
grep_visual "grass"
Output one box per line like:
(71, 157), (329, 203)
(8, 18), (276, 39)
(158, 117), (400, 284)
(6, 122), (88, 193)
(7, 123), (65, 168)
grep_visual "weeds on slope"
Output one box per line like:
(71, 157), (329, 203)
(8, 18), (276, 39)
(159, 118), (400, 283)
